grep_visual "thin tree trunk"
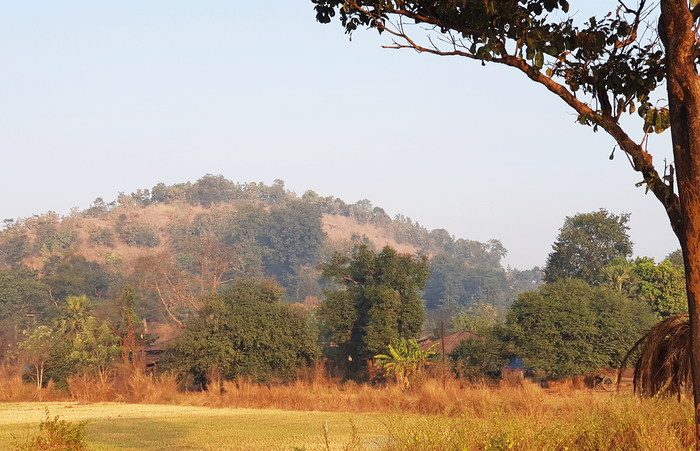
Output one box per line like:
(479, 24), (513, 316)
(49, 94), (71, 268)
(38, 361), (43, 402)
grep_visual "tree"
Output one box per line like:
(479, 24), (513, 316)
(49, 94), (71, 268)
(54, 295), (93, 338)
(0, 269), (51, 346)
(451, 302), (501, 337)
(263, 201), (327, 278)
(164, 278), (320, 384)
(115, 286), (140, 364)
(544, 209), (633, 285)
(18, 326), (55, 397)
(631, 257), (688, 319)
(424, 253), (510, 310)
(135, 212), (243, 328)
(505, 279), (655, 378)
(42, 255), (112, 301)
(311, 1), (700, 435)
(317, 244), (429, 364)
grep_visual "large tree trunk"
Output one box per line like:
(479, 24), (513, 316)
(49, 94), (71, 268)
(660, 0), (700, 445)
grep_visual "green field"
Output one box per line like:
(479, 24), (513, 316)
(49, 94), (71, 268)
(0, 403), (391, 451)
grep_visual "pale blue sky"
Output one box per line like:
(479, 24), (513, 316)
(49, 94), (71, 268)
(0, 1), (679, 269)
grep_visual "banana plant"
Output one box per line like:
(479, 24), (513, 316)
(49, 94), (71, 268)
(374, 338), (438, 389)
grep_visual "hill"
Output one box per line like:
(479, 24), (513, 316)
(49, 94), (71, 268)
(0, 175), (542, 345)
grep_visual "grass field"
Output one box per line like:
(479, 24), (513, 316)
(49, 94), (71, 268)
(0, 391), (696, 451)
(0, 367), (696, 450)
(0, 403), (392, 451)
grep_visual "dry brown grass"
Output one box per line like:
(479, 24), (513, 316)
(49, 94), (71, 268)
(0, 366), (63, 402)
(0, 362), (621, 416)
(322, 215), (419, 255)
(0, 363), (695, 449)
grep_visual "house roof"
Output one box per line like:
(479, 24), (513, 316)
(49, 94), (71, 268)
(418, 330), (483, 354)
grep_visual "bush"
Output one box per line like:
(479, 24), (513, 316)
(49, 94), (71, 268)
(13, 407), (89, 451)
(117, 222), (160, 248)
(87, 227), (114, 247)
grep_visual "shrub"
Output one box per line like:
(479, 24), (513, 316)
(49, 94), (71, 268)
(117, 222), (160, 248)
(87, 227), (114, 247)
(13, 407), (89, 451)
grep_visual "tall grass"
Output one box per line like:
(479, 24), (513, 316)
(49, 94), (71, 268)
(0, 363), (694, 449)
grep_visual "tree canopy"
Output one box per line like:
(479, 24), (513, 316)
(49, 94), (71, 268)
(318, 244), (429, 363)
(544, 209), (633, 284)
(505, 278), (655, 378)
(164, 279), (320, 384)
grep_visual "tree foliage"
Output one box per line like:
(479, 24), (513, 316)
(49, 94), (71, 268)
(263, 200), (327, 277)
(318, 244), (429, 362)
(164, 279), (320, 384)
(424, 253), (509, 310)
(544, 209), (633, 285)
(631, 257), (688, 319)
(505, 279), (655, 378)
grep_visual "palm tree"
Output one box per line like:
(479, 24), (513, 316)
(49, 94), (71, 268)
(55, 295), (93, 338)
(601, 263), (640, 296)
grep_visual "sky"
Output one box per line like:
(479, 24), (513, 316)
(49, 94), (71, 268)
(0, 1), (679, 270)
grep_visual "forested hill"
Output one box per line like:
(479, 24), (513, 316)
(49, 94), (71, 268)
(0, 174), (541, 337)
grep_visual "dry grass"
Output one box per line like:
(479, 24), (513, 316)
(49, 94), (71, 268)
(0, 363), (694, 450)
(322, 215), (419, 255)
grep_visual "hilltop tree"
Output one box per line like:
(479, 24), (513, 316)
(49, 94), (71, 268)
(263, 201), (327, 277)
(318, 244), (429, 364)
(311, 1), (700, 434)
(544, 209), (633, 284)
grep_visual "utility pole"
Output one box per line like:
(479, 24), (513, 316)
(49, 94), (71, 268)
(441, 321), (446, 389)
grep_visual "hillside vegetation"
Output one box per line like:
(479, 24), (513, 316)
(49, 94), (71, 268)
(0, 175), (539, 341)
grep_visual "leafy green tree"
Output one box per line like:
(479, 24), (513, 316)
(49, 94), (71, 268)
(19, 326), (55, 393)
(424, 254), (469, 310)
(505, 279), (655, 378)
(188, 174), (238, 207)
(374, 338), (437, 389)
(451, 239), (508, 270)
(450, 334), (511, 381)
(666, 249), (685, 269)
(42, 255), (112, 301)
(115, 219), (160, 248)
(87, 226), (115, 247)
(31, 213), (75, 255)
(0, 220), (31, 266)
(424, 253), (509, 311)
(164, 279), (320, 384)
(600, 260), (641, 296)
(451, 302), (501, 337)
(318, 245), (429, 363)
(66, 316), (121, 380)
(0, 269), (51, 346)
(544, 210), (633, 285)
(114, 286), (140, 364)
(631, 257), (688, 319)
(263, 201), (327, 277)
(54, 295), (93, 338)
